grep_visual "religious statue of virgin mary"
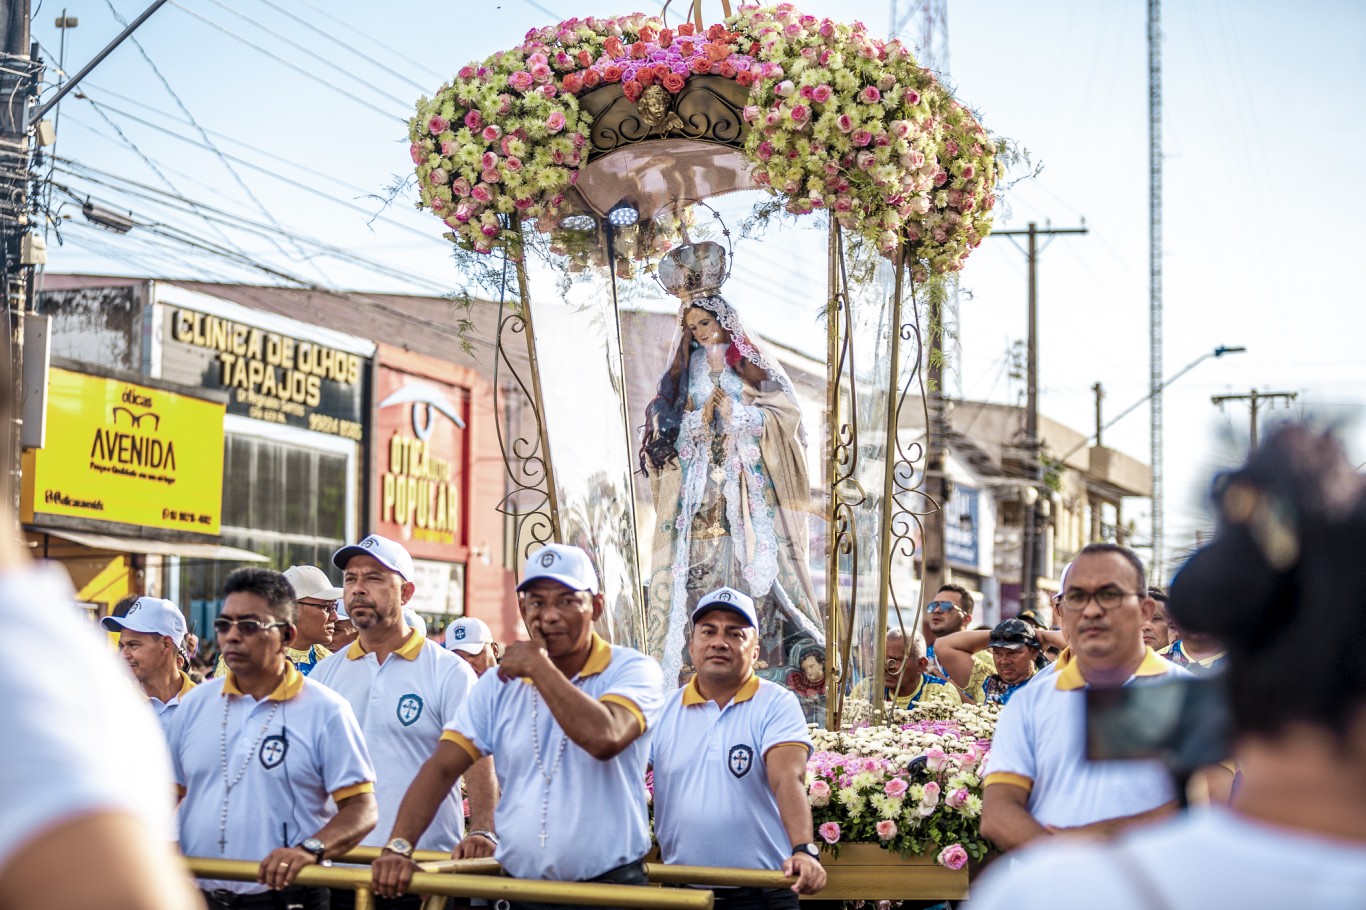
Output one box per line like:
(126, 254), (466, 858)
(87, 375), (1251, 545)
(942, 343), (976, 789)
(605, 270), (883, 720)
(639, 238), (824, 687)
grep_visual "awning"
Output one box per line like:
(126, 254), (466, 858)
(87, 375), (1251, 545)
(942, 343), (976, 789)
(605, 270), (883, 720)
(33, 527), (269, 563)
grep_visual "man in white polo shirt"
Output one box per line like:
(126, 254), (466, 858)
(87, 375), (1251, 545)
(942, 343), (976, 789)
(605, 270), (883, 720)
(170, 567), (378, 910)
(311, 535), (497, 910)
(652, 587), (826, 908)
(101, 596), (195, 738)
(371, 544), (665, 909)
(214, 565), (341, 678)
(981, 544), (1189, 851)
(446, 616), (500, 676)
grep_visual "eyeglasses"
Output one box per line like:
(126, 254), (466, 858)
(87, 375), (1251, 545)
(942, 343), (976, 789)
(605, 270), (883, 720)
(926, 601), (962, 613)
(213, 617), (288, 636)
(299, 599), (338, 614)
(1057, 588), (1141, 611)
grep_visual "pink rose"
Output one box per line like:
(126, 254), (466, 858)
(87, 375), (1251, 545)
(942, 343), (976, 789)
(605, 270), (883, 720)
(925, 747), (948, 773)
(440, 140), (455, 156)
(482, 125), (502, 142)
(457, 65), (476, 80)
(875, 820), (897, 841)
(481, 151), (498, 170)
(817, 822), (841, 844)
(905, 89), (921, 105)
(851, 129), (873, 147)
(836, 114), (854, 133)
(859, 85), (881, 104)
(799, 84), (816, 99)
(812, 84), (833, 104)
(790, 104), (810, 123)
(508, 71), (535, 92)
(428, 168), (449, 186)
(808, 779), (831, 806)
(856, 150), (876, 170)
(530, 63), (552, 83)
(451, 177), (471, 197)
(775, 79), (795, 97)
(884, 777), (909, 798)
(481, 168), (501, 184)
(427, 115), (448, 135)
(937, 844), (969, 871)
(764, 110), (782, 127)
(947, 787), (971, 809)
(504, 156), (523, 172)
(757, 141), (774, 161)
(742, 104), (760, 123)
(962, 164), (976, 179)
(470, 185), (493, 203)
(464, 110), (483, 130)
(545, 111), (567, 133)
(409, 142), (424, 164)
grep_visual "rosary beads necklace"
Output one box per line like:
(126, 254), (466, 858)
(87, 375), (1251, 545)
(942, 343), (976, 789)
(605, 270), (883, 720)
(529, 679), (583, 849)
(218, 696), (282, 853)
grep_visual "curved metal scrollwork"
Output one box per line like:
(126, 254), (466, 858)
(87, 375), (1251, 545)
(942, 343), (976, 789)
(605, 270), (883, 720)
(826, 226), (869, 731)
(580, 75), (752, 160)
(492, 304), (558, 568)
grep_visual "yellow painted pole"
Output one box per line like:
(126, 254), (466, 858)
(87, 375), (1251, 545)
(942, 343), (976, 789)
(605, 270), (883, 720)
(185, 858), (714, 909)
(644, 863), (793, 889)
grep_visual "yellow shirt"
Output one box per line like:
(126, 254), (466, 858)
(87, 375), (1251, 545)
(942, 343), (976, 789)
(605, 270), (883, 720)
(213, 643), (333, 679)
(853, 673), (963, 710)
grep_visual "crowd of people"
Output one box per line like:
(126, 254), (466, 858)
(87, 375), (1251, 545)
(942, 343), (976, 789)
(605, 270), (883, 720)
(6, 425), (1366, 910)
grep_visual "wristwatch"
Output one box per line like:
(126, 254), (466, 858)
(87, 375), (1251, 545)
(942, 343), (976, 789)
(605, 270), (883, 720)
(299, 837), (328, 865)
(383, 837), (415, 859)
(468, 829), (500, 847)
(792, 842), (821, 860)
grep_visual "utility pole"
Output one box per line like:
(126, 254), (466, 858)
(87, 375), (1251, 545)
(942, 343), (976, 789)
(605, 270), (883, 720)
(1149, 0), (1165, 583)
(990, 221), (1087, 613)
(1, 0), (36, 524)
(1092, 382), (1105, 448)
(1210, 389), (1298, 453)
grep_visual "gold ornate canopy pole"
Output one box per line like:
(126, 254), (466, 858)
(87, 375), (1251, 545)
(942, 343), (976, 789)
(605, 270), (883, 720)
(406, 3), (1000, 705)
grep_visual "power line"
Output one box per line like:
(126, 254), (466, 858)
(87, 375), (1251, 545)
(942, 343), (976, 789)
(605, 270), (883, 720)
(288, 0), (449, 83)
(101, 0), (324, 279)
(248, 0), (434, 94)
(165, 2), (407, 124)
(58, 106), (441, 244)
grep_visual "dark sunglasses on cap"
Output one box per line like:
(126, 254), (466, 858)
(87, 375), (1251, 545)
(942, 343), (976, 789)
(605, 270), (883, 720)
(926, 600), (963, 613)
(213, 617), (288, 636)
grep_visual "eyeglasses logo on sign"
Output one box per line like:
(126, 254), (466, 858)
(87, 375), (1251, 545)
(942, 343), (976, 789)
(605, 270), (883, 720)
(378, 379), (464, 544)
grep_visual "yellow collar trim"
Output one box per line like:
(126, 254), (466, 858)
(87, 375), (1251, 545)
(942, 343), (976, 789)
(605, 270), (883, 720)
(345, 628), (427, 661)
(681, 672), (760, 707)
(177, 671), (197, 699)
(578, 633), (613, 678)
(222, 662), (304, 701)
(1054, 647), (1169, 691)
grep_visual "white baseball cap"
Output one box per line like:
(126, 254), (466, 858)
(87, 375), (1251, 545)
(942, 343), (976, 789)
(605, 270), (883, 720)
(445, 617), (494, 654)
(334, 599), (349, 621)
(516, 544), (599, 595)
(282, 565), (343, 601)
(692, 586), (759, 628)
(100, 596), (187, 643)
(404, 609), (427, 636)
(332, 534), (415, 582)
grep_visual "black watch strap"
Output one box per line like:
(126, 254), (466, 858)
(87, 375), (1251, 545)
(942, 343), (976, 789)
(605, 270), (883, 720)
(792, 842), (820, 859)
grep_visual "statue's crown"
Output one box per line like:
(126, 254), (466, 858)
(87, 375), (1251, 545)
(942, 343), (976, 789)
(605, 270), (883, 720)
(658, 241), (727, 301)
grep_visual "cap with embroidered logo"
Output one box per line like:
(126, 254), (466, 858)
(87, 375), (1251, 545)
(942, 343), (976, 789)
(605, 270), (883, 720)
(516, 544), (600, 595)
(445, 617), (494, 654)
(100, 596), (187, 643)
(332, 534), (415, 582)
(691, 586), (758, 628)
(282, 565), (344, 602)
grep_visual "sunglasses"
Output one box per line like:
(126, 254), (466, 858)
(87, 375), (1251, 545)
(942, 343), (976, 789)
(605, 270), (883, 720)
(213, 617), (288, 636)
(926, 600), (962, 613)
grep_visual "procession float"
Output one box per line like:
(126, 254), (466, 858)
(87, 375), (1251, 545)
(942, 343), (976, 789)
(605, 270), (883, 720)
(407, 1), (1005, 900)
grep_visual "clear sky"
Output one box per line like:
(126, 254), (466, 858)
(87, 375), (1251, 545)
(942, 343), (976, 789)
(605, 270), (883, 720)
(32, 0), (1366, 579)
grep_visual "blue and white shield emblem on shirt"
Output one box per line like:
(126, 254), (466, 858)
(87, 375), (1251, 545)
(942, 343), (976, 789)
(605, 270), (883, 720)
(397, 693), (424, 727)
(728, 744), (754, 779)
(259, 735), (288, 769)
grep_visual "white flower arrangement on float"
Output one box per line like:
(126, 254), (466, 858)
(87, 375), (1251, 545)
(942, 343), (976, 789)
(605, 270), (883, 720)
(807, 702), (1001, 869)
(407, 3), (999, 274)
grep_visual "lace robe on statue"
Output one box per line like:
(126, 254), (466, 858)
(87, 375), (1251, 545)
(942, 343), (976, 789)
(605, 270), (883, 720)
(643, 295), (823, 687)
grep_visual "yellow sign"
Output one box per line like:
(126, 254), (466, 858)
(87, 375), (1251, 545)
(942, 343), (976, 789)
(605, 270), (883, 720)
(26, 369), (226, 533)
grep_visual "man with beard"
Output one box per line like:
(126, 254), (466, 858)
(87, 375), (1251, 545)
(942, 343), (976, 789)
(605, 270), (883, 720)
(922, 584), (995, 701)
(311, 534), (497, 910)
(933, 618), (1047, 706)
(980, 545), (1189, 851)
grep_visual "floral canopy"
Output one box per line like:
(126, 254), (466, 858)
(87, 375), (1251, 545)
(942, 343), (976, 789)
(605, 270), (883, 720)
(409, 3), (999, 277)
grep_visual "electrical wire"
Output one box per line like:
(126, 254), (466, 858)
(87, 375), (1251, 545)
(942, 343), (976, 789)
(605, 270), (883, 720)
(100, 0), (322, 281)
(194, 0), (416, 113)
(248, 0), (435, 94)
(288, 0), (449, 83)
(165, 2), (406, 124)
